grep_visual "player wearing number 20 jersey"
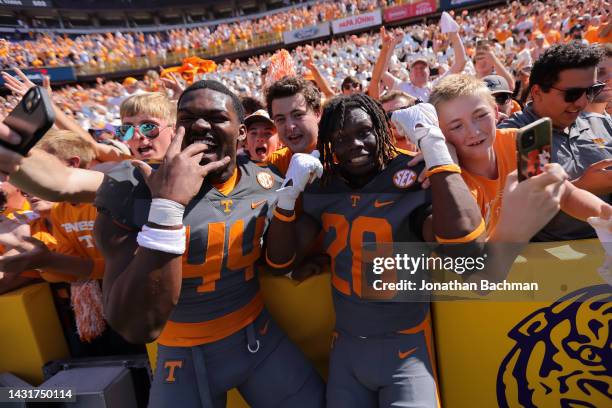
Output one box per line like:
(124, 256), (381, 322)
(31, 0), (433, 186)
(303, 154), (431, 337)
(266, 95), (485, 408)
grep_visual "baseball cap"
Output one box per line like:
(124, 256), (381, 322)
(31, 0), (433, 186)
(410, 56), (429, 68)
(245, 109), (275, 129)
(482, 75), (512, 94)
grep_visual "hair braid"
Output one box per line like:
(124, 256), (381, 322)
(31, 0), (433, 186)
(317, 94), (397, 185)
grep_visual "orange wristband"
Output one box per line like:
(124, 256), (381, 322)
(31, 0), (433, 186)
(436, 218), (485, 243)
(273, 208), (296, 222)
(425, 164), (462, 178)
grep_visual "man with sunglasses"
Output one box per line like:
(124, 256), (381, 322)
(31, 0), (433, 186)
(500, 41), (611, 241)
(340, 76), (363, 96)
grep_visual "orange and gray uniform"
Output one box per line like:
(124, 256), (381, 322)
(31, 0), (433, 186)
(302, 154), (439, 408)
(95, 156), (324, 408)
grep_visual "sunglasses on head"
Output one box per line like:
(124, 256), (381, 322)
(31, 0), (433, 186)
(115, 123), (166, 141)
(385, 99), (423, 121)
(494, 93), (512, 105)
(548, 82), (605, 103)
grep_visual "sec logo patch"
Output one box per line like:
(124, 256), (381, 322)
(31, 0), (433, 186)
(393, 169), (417, 189)
(257, 172), (274, 189)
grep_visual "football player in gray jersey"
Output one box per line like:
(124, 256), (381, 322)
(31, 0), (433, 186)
(95, 80), (324, 408)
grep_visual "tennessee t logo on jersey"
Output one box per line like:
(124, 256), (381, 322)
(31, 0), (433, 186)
(351, 195), (361, 207)
(220, 199), (233, 213)
(163, 360), (184, 383)
(393, 169), (417, 189)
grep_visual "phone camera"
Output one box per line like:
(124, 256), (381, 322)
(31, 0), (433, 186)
(521, 131), (535, 149)
(23, 91), (39, 113)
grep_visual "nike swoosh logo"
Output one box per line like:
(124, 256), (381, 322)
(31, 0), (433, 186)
(259, 319), (270, 336)
(374, 200), (394, 208)
(251, 200), (266, 209)
(398, 347), (418, 360)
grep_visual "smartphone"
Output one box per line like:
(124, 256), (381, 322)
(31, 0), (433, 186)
(516, 117), (552, 181)
(0, 86), (55, 155)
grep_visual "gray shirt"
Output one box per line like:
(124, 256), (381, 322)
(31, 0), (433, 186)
(499, 104), (612, 241)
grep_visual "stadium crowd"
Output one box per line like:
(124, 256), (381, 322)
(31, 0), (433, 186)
(0, 0), (610, 406)
(0, 0), (380, 70)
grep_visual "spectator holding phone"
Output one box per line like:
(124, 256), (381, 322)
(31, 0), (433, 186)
(392, 75), (612, 242)
(499, 42), (611, 241)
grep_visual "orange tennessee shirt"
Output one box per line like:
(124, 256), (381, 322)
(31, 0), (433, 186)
(266, 146), (293, 176)
(460, 128), (518, 237)
(45, 202), (105, 281)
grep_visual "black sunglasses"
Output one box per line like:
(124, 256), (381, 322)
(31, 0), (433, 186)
(494, 93), (512, 105)
(385, 99), (423, 121)
(549, 82), (605, 103)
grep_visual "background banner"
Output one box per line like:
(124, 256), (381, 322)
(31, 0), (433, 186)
(0, 66), (76, 85)
(439, 0), (489, 11)
(283, 22), (331, 44)
(383, 0), (438, 23)
(332, 9), (382, 34)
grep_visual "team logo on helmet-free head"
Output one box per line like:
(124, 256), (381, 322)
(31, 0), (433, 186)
(497, 285), (611, 408)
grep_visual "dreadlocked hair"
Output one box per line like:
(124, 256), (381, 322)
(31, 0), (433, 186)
(318, 93), (397, 185)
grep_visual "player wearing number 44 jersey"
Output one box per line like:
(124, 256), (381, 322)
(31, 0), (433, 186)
(94, 80), (324, 408)
(266, 95), (486, 408)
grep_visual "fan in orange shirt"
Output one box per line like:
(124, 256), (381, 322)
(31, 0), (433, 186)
(430, 74), (612, 239)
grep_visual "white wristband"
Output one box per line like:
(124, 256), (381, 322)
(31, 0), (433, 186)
(277, 194), (297, 211)
(417, 127), (458, 170)
(148, 198), (185, 226)
(137, 225), (186, 255)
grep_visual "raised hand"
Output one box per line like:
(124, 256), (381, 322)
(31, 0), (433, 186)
(304, 46), (316, 70)
(276, 150), (323, 211)
(132, 127), (230, 207)
(160, 71), (185, 98)
(1, 68), (38, 98)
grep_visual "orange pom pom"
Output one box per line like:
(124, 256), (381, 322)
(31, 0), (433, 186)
(71, 280), (106, 343)
(264, 49), (296, 89)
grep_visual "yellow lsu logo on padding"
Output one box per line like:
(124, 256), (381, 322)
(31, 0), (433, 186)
(497, 285), (611, 407)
